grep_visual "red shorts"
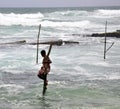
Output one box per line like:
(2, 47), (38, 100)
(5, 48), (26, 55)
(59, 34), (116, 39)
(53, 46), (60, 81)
(37, 66), (50, 80)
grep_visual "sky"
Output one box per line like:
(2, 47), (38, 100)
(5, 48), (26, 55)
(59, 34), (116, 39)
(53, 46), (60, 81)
(0, 0), (120, 7)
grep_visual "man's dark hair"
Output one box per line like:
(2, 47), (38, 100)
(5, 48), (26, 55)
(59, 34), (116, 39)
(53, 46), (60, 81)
(41, 50), (46, 56)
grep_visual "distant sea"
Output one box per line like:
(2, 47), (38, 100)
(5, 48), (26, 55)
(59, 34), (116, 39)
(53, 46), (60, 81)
(0, 6), (120, 109)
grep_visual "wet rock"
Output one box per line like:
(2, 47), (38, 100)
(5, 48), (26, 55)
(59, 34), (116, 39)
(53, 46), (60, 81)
(91, 32), (120, 38)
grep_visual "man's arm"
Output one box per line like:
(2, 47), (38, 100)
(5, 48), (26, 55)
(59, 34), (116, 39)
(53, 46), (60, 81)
(47, 44), (52, 57)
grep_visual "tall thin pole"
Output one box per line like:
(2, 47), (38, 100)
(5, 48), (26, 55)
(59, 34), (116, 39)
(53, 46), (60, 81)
(36, 24), (41, 64)
(104, 21), (107, 60)
(43, 80), (47, 96)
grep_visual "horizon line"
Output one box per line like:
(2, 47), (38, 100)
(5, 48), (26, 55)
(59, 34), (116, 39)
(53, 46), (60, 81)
(0, 5), (120, 8)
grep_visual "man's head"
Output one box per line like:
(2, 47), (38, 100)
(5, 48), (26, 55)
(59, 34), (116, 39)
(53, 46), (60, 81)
(41, 50), (46, 57)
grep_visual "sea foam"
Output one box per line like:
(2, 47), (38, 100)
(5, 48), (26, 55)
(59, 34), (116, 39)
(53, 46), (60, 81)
(0, 12), (44, 26)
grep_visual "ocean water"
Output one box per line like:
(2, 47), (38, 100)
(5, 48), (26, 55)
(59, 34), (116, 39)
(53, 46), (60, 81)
(0, 6), (120, 109)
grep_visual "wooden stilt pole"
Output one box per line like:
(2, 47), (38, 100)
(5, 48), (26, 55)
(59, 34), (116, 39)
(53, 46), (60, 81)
(103, 21), (115, 60)
(104, 21), (107, 60)
(42, 80), (47, 96)
(36, 24), (41, 64)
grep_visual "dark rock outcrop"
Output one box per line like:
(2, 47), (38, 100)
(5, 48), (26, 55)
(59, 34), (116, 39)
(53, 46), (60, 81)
(91, 31), (120, 38)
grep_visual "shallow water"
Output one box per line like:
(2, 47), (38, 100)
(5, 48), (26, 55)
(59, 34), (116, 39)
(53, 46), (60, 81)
(0, 7), (120, 109)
